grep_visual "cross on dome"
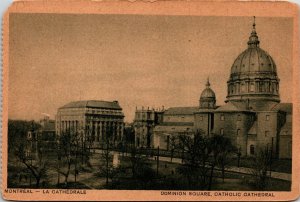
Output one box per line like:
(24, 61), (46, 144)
(206, 77), (210, 88)
(248, 16), (260, 47)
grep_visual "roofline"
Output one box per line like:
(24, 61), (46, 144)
(213, 110), (255, 113)
(164, 113), (196, 116)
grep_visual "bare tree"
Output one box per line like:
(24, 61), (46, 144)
(209, 134), (236, 188)
(14, 140), (47, 188)
(176, 132), (236, 190)
(99, 139), (113, 186)
(11, 120), (47, 188)
(98, 123), (118, 186)
(176, 131), (211, 189)
(250, 146), (272, 190)
(57, 129), (82, 186)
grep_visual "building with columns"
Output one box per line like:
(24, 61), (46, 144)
(56, 100), (124, 147)
(153, 18), (292, 159)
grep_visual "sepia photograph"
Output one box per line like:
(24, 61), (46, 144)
(2, 1), (299, 201)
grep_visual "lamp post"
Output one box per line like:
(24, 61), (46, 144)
(156, 146), (160, 176)
(57, 140), (61, 186)
(237, 147), (241, 168)
(269, 137), (274, 177)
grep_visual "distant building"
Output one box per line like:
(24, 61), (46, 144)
(153, 107), (195, 150)
(123, 122), (135, 147)
(37, 116), (57, 151)
(153, 18), (292, 159)
(25, 116), (56, 157)
(56, 100), (125, 147)
(39, 116), (56, 141)
(133, 107), (164, 148)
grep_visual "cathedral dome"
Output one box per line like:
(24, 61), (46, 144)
(226, 17), (280, 104)
(201, 86), (216, 99)
(231, 48), (277, 75)
(200, 79), (216, 109)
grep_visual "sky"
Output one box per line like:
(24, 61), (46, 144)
(8, 14), (293, 122)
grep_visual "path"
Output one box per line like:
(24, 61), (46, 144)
(151, 156), (291, 181)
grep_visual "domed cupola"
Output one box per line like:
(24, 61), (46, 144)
(200, 78), (216, 109)
(226, 16), (280, 104)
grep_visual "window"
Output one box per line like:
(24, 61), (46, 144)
(250, 145), (255, 155)
(237, 129), (241, 136)
(241, 83), (245, 93)
(220, 128), (224, 135)
(266, 115), (270, 121)
(259, 82), (263, 92)
(199, 115), (203, 121)
(220, 114), (225, 121)
(265, 131), (270, 137)
(237, 114), (241, 121)
(250, 83), (255, 92)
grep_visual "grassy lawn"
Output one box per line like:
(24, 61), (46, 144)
(7, 151), (291, 191)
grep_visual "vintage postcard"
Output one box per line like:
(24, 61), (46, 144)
(2, 0), (299, 201)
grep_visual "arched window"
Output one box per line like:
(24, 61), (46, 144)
(250, 145), (255, 155)
(241, 83), (245, 93)
(250, 83), (255, 92)
(259, 82), (263, 92)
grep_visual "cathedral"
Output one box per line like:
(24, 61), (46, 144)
(152, 18), (292, 159)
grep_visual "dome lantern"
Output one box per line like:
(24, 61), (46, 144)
(247, 16), (260, 48)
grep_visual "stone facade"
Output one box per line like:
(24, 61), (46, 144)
(152, 18), (292, 159)
(153, 107), (195, 150)
(56, 100), (124, 147)
(133, 107), (164, 148)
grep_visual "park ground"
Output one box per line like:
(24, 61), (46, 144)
(7, 150), (291, 191)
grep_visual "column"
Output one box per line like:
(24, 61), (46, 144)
(103, 121), (107, 140)
(95, 121), (98, 142)
(116, 122), (120, 141)
(92, 121), (95, 141)
(96, 121), (99, 142)
(99, 121), (103, 142)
